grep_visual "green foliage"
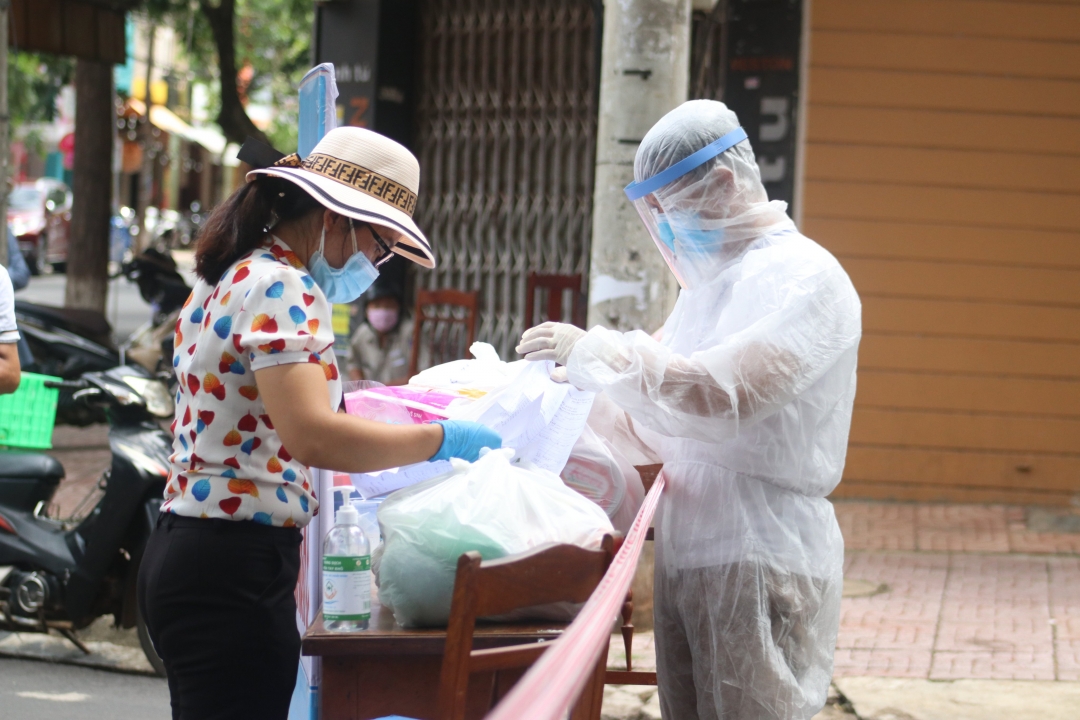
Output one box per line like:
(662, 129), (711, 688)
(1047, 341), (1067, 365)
(237, 0), (313, 152)
(9, 52), (76, 128)
(144, 0), (313, 152)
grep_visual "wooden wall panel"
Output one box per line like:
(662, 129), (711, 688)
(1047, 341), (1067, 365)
(843, 447), (1080, 493)
(806, 106), (1080, 155)
(855, 371), (1080, 418)
(850, 408), (1080, 455)
(805, 0), (1080, 505)
(812, 29), (1080, 79)
(861, 297), (1080, 343)
(813, 0), (1080, 42)
(803, 219), (1080, 268)
(805, 181), (1080, 231)
(859, 336), (1080, 378)
(842, 258), (1080, 305)
(810, 68), (1080, 116)
(805, 144), (1080, 194)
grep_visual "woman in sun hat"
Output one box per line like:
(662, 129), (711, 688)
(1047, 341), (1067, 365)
(137, 126), (501, 719)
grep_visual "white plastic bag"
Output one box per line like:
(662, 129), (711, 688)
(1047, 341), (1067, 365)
(560, 425), (645, 535)
(409, 341), (525, 394)
(374, 448), (614, 627)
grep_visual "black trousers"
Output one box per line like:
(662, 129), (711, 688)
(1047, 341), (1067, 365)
(137, 513), (304, 720)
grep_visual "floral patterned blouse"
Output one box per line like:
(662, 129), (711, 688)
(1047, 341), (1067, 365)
(162, 236), (342, 527)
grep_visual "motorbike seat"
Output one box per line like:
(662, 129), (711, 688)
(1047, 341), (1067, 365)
(0, 452), (65, 512)
(14, 301), (117, 351)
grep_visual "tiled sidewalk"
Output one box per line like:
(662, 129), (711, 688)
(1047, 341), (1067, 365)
(607, 501), (1080, 684)
(834, 501), (1080, 681)
(46, 424), (112, 517)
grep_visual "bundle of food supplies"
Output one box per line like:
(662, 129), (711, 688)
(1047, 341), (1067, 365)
(337, 343), (652, 628)
(341, 342), (648, 530)
(373, 448), (615, 627)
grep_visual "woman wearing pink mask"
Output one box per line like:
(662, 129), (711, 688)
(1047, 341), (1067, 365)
(347, 262), (413, 385)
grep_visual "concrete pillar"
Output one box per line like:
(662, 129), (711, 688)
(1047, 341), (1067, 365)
(586, 0), (692, 333)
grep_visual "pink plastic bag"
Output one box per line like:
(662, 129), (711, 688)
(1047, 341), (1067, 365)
(343, 386), (467, 424)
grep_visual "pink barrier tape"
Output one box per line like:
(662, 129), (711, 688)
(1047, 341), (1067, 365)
(486, 472), (667, 720)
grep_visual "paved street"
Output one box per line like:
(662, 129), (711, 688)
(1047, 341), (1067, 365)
(13, 252), (196, 342)
(0, 657), (169, 720)
(14, 273), (154, 342)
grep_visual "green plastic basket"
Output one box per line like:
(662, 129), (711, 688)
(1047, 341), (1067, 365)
(0, 372), (62, 449)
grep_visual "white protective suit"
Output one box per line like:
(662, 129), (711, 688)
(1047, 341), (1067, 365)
(566, 101), (861, 719)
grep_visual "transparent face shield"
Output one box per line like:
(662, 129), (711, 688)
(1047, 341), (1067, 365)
(624, 128), (749, 290)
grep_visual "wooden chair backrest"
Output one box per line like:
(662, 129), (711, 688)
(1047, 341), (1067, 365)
(435, 535), (622, 720)
(409, 288), (480, 378)
(524, 273), (585, 330)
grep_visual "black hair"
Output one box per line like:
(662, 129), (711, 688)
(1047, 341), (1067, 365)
(194, 175), (322, 285)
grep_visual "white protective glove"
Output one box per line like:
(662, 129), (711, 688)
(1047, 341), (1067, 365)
(516, 322), (587, 366)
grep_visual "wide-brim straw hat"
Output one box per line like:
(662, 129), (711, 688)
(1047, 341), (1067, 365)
(247, 126), (435, 268)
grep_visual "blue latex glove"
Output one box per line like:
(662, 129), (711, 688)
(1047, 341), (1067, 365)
(429, 420), (502, 463)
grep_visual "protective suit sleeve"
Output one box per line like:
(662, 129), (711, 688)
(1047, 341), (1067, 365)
(565, 268), (861, 443)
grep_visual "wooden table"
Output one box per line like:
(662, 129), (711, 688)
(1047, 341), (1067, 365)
(302, 598), (606, 720)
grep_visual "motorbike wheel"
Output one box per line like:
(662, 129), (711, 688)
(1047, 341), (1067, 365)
(136, 606), (167, 678)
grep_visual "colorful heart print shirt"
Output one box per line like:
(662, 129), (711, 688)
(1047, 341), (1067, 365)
(162, 236), (342, 527)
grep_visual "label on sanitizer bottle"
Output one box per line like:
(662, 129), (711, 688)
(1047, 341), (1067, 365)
(322, 555), (371, 621)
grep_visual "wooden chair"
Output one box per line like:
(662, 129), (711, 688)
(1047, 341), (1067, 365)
(524, 273), (586, 330)
(434, 536), (622, 720)
(409, 289), (480, 378)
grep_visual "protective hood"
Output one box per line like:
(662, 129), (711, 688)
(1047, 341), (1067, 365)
(625, 100), (793, 289)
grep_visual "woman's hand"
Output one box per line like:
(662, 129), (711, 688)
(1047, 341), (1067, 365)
(429, 420), (502, 462)
(256, 363), (443, 473)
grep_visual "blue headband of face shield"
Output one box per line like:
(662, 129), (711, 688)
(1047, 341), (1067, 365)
(623, 127), (749, 201)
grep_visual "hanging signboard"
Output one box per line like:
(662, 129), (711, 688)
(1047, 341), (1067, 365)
(312, 0), (417, 147)
(722, 0), (802, 216)
(313, 0), (380, 129)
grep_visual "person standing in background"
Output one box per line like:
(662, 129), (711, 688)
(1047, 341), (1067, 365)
(347, 256), (413, 385)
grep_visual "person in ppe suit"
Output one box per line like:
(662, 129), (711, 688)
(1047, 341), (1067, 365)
(517, 100), (861, 720)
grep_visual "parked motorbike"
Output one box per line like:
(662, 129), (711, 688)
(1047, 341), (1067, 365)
(14, 308), (120, 426)
(15, 246), (191, 424)
(0, 364), (174, 676)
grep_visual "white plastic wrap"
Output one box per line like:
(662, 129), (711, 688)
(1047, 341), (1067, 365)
(374, 448), (613, 628)
(564, 100), (862, 719)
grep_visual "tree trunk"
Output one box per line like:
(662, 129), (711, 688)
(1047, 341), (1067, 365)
(65, 59), (114, 313)
(200, 0), (268, 146)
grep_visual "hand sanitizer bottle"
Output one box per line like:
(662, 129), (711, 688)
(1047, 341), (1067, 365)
(323, 481), (371, 632)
